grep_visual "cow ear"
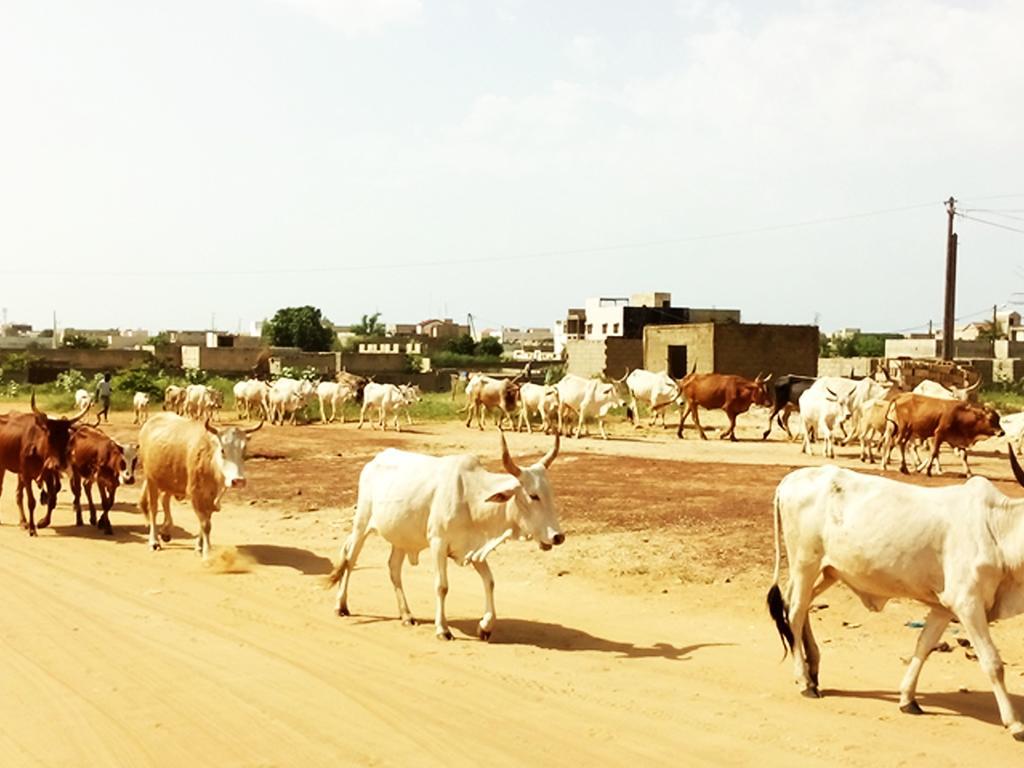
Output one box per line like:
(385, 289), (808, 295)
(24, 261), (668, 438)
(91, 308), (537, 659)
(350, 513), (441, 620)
(484, 477), (520, 504)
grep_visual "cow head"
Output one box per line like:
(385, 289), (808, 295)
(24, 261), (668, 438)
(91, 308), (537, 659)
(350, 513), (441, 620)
(118, 442), (139, 485)
(487, 431), (564, 551)
(968, 404), (1003, 440)
(205, 419), (263, 489)
(752, 373), (774, 407)
(31, 392), (90, 473)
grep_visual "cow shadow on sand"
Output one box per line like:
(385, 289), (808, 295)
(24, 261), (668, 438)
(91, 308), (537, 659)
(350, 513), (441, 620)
(823, 687), (1024, 729)
(236, 544), (334, 575)
(448, 617), (730, 660)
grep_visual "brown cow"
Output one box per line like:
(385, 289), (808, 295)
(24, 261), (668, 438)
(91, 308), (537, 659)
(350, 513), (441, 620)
(0, 395), (89, 535)
(464, 374), (522, 430)
(885, 393), (1003, 476)
(677, 372), (772, 441)
(138, 413), (262, 558)
(57, 425), (138, 535)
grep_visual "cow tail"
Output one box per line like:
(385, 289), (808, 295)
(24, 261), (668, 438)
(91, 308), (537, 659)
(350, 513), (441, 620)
(766, 488), (795, 657)
(325, 502), (369, 587)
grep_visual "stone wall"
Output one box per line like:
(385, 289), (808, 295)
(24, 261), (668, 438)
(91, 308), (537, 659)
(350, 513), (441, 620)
(643, 324), (715, 377)
(713, 324), (818, 379)
(565, 339), (643, 378)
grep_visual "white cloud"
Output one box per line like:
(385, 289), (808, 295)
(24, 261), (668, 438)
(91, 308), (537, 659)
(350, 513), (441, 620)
(272, 0), (421, 35)
(565, 33), (605, 73)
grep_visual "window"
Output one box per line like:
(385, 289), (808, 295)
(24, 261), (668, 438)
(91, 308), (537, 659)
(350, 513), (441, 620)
(612, 323), (620, 334)
(586, 324), (593, 334)
(601, 323), (608, 334)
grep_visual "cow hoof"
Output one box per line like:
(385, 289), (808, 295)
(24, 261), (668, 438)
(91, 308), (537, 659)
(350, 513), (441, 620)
(103, 527), (114, 536)
(336, 606), (351, 617)
(801, 686), (821, 699)
(37, 518), (50, 529)
(28, 528), (37, 537)
(160, 532), (171, 542)
(899, 700), (924, 716)
(1012, 728), (1024, 742)
(402, 618), (417, 626)
(478, 626), (492, 642)
(436, 630), (454, 641)
(150, 542), (161, 551)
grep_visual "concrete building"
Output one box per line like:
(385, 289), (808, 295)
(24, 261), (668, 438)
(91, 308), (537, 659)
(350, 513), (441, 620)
(554, 291), (739, 356)
(644, 323), (819, 380)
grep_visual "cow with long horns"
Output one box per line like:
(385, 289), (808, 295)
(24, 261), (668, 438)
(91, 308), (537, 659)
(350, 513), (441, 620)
(328, 431), (564, 641)
(0, 394), (90, 535)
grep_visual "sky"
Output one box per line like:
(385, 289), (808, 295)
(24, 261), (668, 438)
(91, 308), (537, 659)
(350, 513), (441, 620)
(2, 0), (1023, 336)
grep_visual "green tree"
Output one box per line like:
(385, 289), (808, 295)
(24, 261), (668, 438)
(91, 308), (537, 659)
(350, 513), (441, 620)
(444, 334), (477, 355)
(62, 333), (108, 349)
(351, 312), (385, 337)
(262, 306), (335, 351)
(475, 336), (504, 357)
(147, 331), (171, 347)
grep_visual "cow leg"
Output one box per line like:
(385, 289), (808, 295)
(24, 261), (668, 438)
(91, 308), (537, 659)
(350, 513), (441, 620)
(359, 402), (369, 429)
(97, 484), (114, 535)
(77, 478), (95, 526)
(386, 546), (415, 626)
(472, 559), (496, 641)
(159, 492), (174, 542)
(956, 447), (972, 478)
(784, 563), (821, 697)
(598, 414), (610, 440)
(762, 405), (781, 440)
(923, 435), (943, 477)
(721, 411), (738, 441)
(430, 538), (453, 641)
(14, 476), (29, 530)
(333, 504), (373, 617)
(140, 480), (161, 550)
(692, 406), (709, 440)
(897, 607), (952, 715)
(192, 505), (212, 559)
(25, 480), (38, 537)
(954, 603), (1024, 739)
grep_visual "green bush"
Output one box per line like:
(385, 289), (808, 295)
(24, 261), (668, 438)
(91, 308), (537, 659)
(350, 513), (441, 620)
(113, 364), (169, 398)
(55, 369), (88, 393)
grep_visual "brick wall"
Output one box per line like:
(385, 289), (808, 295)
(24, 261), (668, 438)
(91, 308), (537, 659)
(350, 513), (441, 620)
(713, 324), (818, 379)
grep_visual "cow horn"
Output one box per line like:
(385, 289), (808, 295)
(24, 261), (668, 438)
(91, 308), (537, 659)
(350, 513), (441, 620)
(964, 372), (982, 393)
(1009, 446), (1024, 488)
(204, 419), (221, 437)
(498, 429), (521, 477)
(66, 400), (92, 424)
(31, 391), (43, 417)
(540, 432), (560, 468)
(243, 420), (264, 435)
(613, 367), (630, 384)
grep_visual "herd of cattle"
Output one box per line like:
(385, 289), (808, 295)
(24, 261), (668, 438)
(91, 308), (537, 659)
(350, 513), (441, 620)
(7, 363), (1024, 742)
(463, 366), (1014, 479)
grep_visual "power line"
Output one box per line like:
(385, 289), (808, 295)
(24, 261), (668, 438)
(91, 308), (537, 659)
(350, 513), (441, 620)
(956, 212), (1024, 235)
(0, 200), (940, 278)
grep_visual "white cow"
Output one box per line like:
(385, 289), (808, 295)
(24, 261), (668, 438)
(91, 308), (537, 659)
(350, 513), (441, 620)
(1000, 412), (1024, 454)
(132, 392), (150, 424)
(463, 374), (521, 430)
(163, 385), (186, 415)
(808, 376), (890, 441)
(74, 389), (93, 412)
(624, 369), (680, 428)
(183, 384), (221, 421)
(554, 373), (625, 440)
(517, 382), (560, 434)
(767, 460), (1024, 741)
(358, 382), (406, 431)
(798, 387), (852, 459)
(268, 378), (314, 425)
(316, 380), (357, 424)
(912, 376), (981, 401)
(328, 432), (564, 640)
(235, 379), (270, 421)
(396, 384), (422, 426)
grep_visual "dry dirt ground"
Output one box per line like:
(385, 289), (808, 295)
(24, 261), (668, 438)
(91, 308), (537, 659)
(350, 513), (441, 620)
(3, 405), (1024, 766)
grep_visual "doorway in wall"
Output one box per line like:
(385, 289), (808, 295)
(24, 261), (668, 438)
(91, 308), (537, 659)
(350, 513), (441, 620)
(667, 345), (688, 378)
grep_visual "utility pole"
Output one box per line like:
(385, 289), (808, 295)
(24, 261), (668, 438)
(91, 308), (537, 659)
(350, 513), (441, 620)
(942, 196), (957, 361)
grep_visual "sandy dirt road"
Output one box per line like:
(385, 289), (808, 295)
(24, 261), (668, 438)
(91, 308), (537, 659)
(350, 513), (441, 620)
(2, 409), (1024, 766)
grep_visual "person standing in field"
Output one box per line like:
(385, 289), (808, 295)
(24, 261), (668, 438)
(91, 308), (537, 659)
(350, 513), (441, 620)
(96, 372), (113, 423)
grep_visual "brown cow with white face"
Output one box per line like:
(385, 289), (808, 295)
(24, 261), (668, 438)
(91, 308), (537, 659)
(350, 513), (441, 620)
(137, 413), (261, 558)
(677, 373), (773, 441)
(885, 393), (1003, 477)
(0, 394), (89, 535)
(51, 425), (138, 535)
